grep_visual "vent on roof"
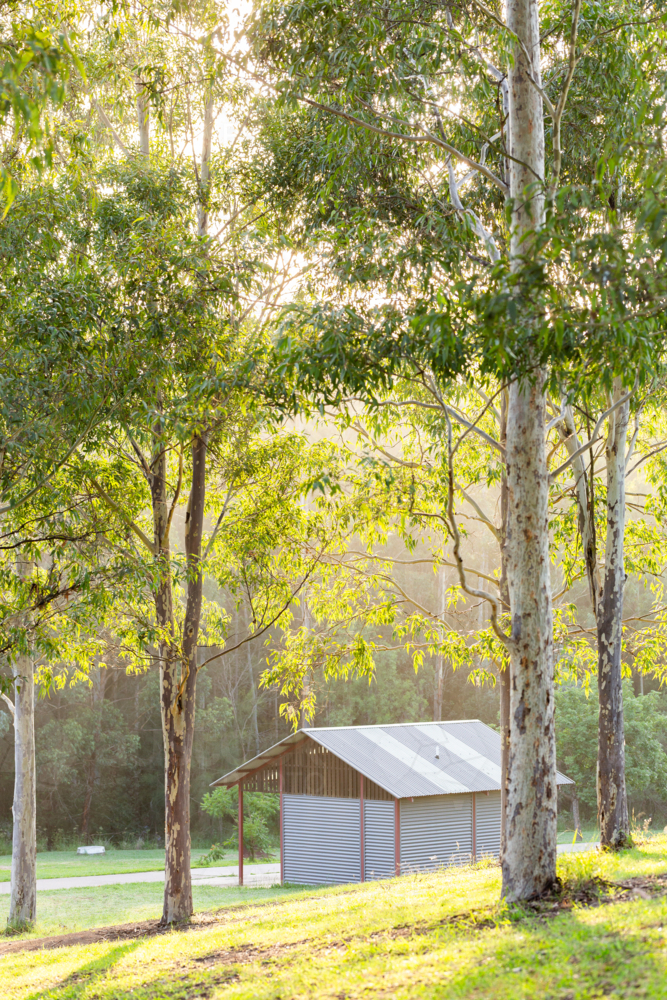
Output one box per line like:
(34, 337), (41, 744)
(435, 746), (440, 759)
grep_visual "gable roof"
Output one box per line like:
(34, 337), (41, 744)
(211, 720), (573, 799)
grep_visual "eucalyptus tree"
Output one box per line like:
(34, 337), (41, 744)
(47, 0), (358, 923)
(238, 0), (667, 898)
(0, 169), (138, 928)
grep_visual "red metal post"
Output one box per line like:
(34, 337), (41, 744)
(472, 792), (477, 863)
(360, 774), (365, 883)
(395, 798), (400, 876)
(279, 758), (284, 885)
(238, 778), (244, 887)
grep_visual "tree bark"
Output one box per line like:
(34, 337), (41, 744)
(80, 667), (107, 839)
(597, 380), (631, 848)
(136, 81), (150, 159)
(503, 374), (557, 899)
(499, 387), (510, 850)
(571, 790), (582, 841)
(501, 0), (557, 901)
(246, 606), (261, 754)
(8, 558), (36, 929)
(434, 565), (446, 722)
(157, 433), (208, 925)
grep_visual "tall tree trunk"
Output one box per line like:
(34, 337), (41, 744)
(499, 387), (510, 850)
(80, 668), (106, 839)
(8, 557), (36, 929)
(247, 641), (261, 755)
(245, 606), (261, 754)
(434, 566), (446, 722)
(150, 424), (179, 920)
(501, 0), (557, 901)
(159, 433), (208, 924)
(597, 380), (631, 848)
(571, 790), (582, 842)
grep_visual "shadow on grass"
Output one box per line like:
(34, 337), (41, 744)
(25, 941), (142, 1000)
(442, 901), (667, 999)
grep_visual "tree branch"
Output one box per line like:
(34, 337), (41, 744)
(444, 412), (511, 647)
(295, 94), (509, 194)
(550, 387), (634, 481)
(87, 474), (156, 554)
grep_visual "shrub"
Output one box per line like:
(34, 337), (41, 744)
(200, 786), (279, 861)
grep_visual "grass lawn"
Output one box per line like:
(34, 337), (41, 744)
(0, 848), (279, 882)
(4, 836), (667, 999)
(0, 881), (297, 940)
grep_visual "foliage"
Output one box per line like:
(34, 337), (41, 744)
(555, 684), (667, 816)
(201, 786), (279, 860)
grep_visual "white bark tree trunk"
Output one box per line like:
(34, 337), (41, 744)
(8, 558), (36, 929)
(501, 0), (558, 900)
(597, 379), (630, 847)
(559, 382), (631, 849)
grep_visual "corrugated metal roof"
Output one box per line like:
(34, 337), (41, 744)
(211, 719), (573, 797)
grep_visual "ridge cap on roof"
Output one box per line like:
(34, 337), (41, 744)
(303, 719), (483, 732)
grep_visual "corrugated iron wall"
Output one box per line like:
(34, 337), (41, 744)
(283, 794), (362, 884)
(475, 790), (501, 858)
(281, 790), (501, 885)
(400, 794), (473, 871)
(363, 800), (395, 880)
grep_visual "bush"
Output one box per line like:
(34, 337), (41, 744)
(200, 786), (279, 861)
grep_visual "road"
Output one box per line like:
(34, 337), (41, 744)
(0, 862), (281, 893)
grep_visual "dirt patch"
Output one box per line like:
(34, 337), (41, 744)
(0, 919), (170, 956)
(191, 939), (306, 967)
(0, 893), (319, 958)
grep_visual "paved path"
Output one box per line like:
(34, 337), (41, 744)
(0, 862), (281, 894)
(0, 843), (599, 895)
(557, 841), (600, 854)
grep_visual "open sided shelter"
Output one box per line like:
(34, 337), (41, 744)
(211, 720), (573, 886)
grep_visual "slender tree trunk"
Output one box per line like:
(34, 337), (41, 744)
(246, 607), (261, 754)
(150, 424), (179, 921)
(157, 433), (208, 925)
(80, 752), (97, 840)
(434, 566), (446, 722)
(499, 388), (510, 850)
(561, 404), (600, 607)
(597, 380), (631, 848)
(80, 666), (106, 839)
(571, 791), (582, 841)
(136, 81), (150, 158)
(247, 645), (261, 755)
(501, 0), (557, 901)
(8, 558), (36, 929)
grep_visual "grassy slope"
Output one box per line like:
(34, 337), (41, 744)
(0, 849), (279, 882)
(4, 837), (667, 1000)
(0, 883), (298, 940)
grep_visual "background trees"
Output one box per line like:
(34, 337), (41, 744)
(3, 0), (667, 922)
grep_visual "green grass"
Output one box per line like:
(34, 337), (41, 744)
(0, 848), (279, 882)
(0, 881), (297, 941)
(4, 837), (667, 999)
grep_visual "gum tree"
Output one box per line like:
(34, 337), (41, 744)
(240, 0), (667, 897)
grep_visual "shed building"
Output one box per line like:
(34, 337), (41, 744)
(211, 720), (573, 886)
